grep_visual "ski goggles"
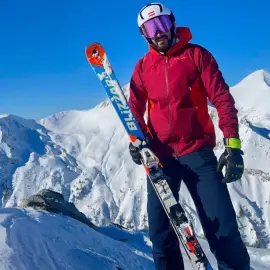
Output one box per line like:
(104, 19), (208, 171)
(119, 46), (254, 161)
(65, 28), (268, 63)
(141, 15), (172, 39)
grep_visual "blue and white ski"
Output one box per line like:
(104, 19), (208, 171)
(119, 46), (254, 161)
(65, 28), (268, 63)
(85, 42), (213, 270)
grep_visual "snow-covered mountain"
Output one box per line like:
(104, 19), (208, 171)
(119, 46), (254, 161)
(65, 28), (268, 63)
(1, 69), (270, 252)
(0, 114), (81, 207)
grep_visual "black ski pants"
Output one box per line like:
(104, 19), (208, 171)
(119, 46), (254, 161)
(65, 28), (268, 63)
(147, 146), (250, 270)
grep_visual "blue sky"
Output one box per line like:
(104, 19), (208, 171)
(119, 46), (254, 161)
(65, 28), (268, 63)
(0, 0), (269, 119)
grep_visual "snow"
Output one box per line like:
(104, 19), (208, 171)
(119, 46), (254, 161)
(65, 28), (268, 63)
(0, 207), (154, 270)
(0, 207), (268, 269)
(0, 69), (270, 268)
(0, 114), (9, 119)
(227, 71), (270, 127)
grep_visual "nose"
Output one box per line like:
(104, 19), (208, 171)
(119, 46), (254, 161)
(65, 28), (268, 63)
(154, 31), (165, 39)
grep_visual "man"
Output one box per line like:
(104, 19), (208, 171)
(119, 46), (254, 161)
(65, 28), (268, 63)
(128, 2), (251, 270)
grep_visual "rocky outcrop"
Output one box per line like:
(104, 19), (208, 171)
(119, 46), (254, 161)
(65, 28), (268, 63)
(20, 189), (96, 229)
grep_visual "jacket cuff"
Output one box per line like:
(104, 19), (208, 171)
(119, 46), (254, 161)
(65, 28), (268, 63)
(222, 126), (239, 139)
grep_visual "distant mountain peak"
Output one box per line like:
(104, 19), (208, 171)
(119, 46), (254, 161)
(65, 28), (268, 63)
(234, 69), (270, 89)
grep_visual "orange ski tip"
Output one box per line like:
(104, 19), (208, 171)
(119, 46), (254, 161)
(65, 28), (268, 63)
(85, 43), (105, 67)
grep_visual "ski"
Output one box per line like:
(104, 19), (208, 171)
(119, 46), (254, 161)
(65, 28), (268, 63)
(85, 42), (213, 270)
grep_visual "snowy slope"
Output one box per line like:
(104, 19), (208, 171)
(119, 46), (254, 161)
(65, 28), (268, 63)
(1, 69), (270, 251)
(0, 207), (269, 270)
(0, 207), (154, 270)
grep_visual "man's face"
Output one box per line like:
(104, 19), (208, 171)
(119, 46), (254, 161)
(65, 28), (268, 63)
(150, 30), (172, 52)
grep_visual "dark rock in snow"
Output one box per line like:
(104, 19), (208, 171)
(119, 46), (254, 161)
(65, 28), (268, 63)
(20, 189), (96, 229)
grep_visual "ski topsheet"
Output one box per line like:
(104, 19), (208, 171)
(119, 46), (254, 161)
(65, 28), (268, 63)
(85, 42), (213, 270)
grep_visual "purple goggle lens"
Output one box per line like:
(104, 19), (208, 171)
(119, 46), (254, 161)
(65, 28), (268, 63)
(141, 15), (172, 39)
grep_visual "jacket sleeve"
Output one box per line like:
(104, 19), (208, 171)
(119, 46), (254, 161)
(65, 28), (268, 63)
(128, 60), (148, 134)
(193, 46), (239, 138)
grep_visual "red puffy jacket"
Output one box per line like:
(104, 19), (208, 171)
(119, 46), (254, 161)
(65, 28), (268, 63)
(128, 27), (239, 158)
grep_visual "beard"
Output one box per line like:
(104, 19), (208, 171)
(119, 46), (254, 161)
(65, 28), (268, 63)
(153, 35), (171, 52)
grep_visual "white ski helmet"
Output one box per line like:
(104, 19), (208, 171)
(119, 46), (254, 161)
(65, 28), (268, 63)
(137, 3), (176, 46)
(137, 2), (175, 28)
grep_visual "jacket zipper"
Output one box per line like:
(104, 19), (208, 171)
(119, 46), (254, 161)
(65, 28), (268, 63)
(165, 56), (172, 134)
